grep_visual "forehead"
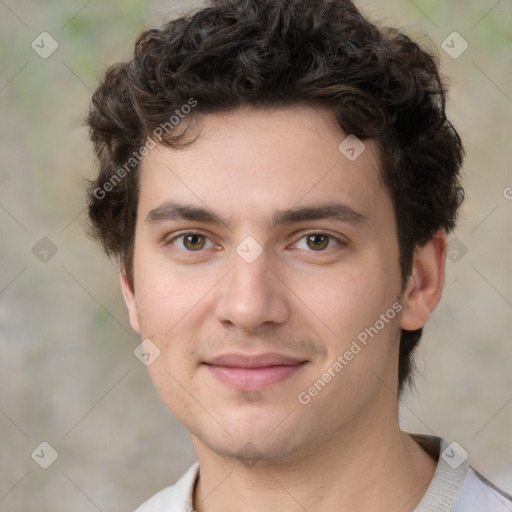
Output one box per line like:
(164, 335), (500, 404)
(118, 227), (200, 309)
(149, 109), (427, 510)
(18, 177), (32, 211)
(137, 104), (388, 224)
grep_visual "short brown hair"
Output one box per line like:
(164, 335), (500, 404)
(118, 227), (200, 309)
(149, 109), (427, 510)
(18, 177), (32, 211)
(86, 0), (464, 394)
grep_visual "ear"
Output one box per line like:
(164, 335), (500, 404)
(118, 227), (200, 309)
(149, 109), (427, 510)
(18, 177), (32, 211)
(119, 263), (141, 334)
(400, 229), (447, 331)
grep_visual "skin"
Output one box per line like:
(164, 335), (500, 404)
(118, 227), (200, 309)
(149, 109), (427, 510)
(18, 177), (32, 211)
(120, 104), (446, 511)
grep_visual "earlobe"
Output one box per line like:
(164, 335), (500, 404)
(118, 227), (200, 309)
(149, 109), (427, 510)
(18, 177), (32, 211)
(400, 230), (447, 331)
(119, 265), (141, 334)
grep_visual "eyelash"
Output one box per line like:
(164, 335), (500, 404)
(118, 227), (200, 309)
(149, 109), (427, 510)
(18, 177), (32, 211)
(165, 231), (345, 253)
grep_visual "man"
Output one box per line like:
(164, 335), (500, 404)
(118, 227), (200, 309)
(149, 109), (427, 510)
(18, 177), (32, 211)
(86, 0), (511, 510)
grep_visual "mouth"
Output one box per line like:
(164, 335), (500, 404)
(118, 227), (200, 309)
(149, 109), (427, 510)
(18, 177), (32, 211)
(202, 353), (308, 390)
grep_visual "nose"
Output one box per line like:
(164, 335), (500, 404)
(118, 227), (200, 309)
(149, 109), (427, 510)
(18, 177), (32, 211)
(214, 246), (290, 332)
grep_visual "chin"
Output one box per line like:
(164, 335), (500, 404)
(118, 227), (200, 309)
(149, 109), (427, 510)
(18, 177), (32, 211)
(199, 431), (305, 466)
(190, 407), (314, 466)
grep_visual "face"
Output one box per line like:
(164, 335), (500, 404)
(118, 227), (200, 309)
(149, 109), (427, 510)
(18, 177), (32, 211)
(121, 104), (442, 465)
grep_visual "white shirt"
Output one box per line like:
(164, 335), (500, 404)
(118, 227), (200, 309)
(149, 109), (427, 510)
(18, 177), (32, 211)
(134, 435), (512, 511)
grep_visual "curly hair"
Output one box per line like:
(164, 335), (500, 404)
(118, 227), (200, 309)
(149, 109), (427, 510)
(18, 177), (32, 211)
(86, 0), (464, 395)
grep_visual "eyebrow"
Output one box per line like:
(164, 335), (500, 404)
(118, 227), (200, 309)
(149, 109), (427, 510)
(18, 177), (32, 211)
(144, 200), (367, 230)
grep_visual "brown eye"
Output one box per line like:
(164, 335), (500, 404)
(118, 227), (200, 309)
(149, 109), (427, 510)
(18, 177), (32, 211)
(306, 234), (330, 251)
(167, 232), (217, 253)
(183, 234), (206, 250)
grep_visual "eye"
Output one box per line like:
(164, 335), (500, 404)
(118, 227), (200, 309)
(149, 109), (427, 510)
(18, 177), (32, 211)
(168, 232), (215, 251)
(293, 233), (342, 251)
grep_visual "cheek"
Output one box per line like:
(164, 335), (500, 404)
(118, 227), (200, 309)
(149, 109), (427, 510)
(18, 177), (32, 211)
(136, 279), (199, 341)
(133, 244), (202, 332)
(297, 261), (394, 324)
(291, 253), (402, 363)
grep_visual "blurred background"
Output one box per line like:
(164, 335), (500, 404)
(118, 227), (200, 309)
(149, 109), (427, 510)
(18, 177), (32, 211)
(0, 0), (510, 509)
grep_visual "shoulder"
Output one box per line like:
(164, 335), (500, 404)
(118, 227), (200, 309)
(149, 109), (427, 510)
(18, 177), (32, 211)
(134, 462), (199, 512)
(453, 467), (512, 512)
(409, 434), (511, 512)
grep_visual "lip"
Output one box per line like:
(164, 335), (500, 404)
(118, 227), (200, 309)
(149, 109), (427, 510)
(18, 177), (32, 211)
(203, 353), (307, 390)
(204, 352), (304, 368)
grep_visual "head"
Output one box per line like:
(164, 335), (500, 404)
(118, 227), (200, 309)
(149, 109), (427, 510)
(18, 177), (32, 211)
(86, 0), (463, 464)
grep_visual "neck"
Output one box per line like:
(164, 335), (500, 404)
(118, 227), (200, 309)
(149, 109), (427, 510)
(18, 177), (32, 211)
(191, 400), (436, 512)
